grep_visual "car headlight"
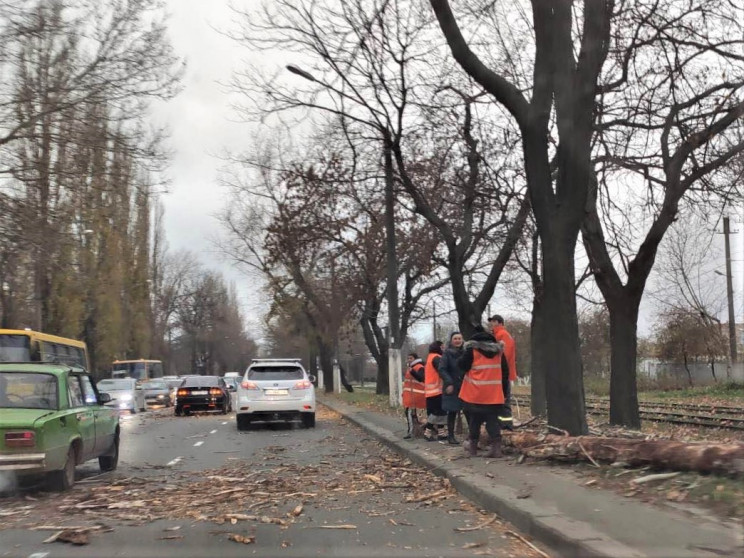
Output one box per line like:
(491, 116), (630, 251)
(120, 393), (133, 401)
(157, 394), (165, 399)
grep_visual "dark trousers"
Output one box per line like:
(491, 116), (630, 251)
(468, 411), (501, 441)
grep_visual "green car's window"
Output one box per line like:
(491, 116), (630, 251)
(67, 375), (84, 408)
(79, 375), (98, 406)
(0, 372), (58, 409)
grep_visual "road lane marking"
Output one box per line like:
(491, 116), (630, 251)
(221, 421), (228, 425)
(28, 553), (49, 558)
(210, 429), (217, 434)
(166, 457), (183, 467)
(193, 441), (204, 447)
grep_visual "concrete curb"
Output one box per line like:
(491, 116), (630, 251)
(320, 398), (642, 558)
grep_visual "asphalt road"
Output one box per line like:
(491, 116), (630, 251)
(0, 406), (544, 558)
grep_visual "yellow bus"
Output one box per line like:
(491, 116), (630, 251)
(111, 359), (164, 381)
(0, 329), (90, 370)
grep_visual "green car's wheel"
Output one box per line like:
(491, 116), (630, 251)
(99, 435), (119, 472)
(48, 446), (76, 491)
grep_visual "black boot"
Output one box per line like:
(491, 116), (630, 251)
(447, 432), (459, 445)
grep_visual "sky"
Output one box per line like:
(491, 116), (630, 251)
(156, 0), (267, 334)
(155, 0), (744, 345)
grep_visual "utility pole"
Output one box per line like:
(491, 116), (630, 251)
(383, 141), (400, 346)
(432, 299), (437, 341)
(723, 217), (738, 363)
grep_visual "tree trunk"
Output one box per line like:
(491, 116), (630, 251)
(308, 344), (318, 383)
(530, 292), (547, 416)
(683, 351), (693, 386)
(608, 300), (641, 428)
(337, 362), (355, 393)
(375, 354), (389, 395)
(504, 432), (744, 477)
(542, 234), (587, 435)
(317, 338), (334, 393)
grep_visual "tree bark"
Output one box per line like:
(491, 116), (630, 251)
(608, 300), (641, 428)
(530, 292), (547, 416)
(541, 232), (587, 435)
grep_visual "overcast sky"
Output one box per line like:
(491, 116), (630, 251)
(156, 0), (267, 334)
(156, 0), (744, 343)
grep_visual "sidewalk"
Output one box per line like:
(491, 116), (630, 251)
(319, 396), (743, 558)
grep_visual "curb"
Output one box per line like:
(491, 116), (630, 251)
(320, 397), (642, 558)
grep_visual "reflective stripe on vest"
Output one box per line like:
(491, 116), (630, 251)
(458, 349), (504, 405)
(424, 353), (442, 397)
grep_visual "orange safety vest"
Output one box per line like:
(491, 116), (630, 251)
(424, 353), (443, 398)
(402, 362), (426, 409)
(493, 325), (517, 381)
(459, 350), (504, 405)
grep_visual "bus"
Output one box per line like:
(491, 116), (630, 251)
(111, 359), (164, 381)
(0, 329), (90, 370)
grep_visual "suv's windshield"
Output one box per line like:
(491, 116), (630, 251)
(247, 366), (304, 381)
(0, 371), (58, 409)
(97, 379), (134, 391)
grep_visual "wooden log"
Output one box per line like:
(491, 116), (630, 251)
(502, 432), (744, 476)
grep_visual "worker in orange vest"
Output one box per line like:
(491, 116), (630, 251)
(423, 341), (447, 441)
(402, 352), (426, 439)
(488, 314), (516, 430)
(457, 326), (509, 458)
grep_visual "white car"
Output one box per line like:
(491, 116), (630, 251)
(236, 359), (316, 430)
(97, 378), (146, 413)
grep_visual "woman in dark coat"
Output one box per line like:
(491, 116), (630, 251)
(438, 331), (464, 445)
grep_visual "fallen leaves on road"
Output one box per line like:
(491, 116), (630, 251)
(318, 524), (357, 529)
(227, 533), (256, 544)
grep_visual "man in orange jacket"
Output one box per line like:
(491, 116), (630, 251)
(489, 315), (516, 430)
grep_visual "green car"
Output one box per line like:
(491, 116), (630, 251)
(0, 363), (120, 490)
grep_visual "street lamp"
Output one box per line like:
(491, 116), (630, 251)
(285, 63), (401, 398)
(286, 65), (317, 82)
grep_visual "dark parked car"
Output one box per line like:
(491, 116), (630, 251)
(175, 376), (231, 416)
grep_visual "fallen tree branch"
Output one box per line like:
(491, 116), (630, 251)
(631, 472), (681, 485)
(505, 530), (550, 558)
(503, 432), (744, 476)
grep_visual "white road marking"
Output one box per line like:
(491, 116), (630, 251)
(210, 429), (217, 434)
(193, 441), (204, 447)
(221, 421), (228, 425)
(166, 457), (183, 467)
(28, 552), (49, 558)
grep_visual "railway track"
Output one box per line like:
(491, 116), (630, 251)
(513, 393), (744, 431)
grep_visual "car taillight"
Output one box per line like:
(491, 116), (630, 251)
(177, 389), (188, 396)
(241, 380), (259, 390)
(294, 380), (312, 390)
(209, 388), (222, 396)
(5, 431), (35, 448)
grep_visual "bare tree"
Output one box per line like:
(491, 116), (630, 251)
(429, 0), (613, 434)
(230, 0), (529, 344)
(582, 0), (744, 426)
